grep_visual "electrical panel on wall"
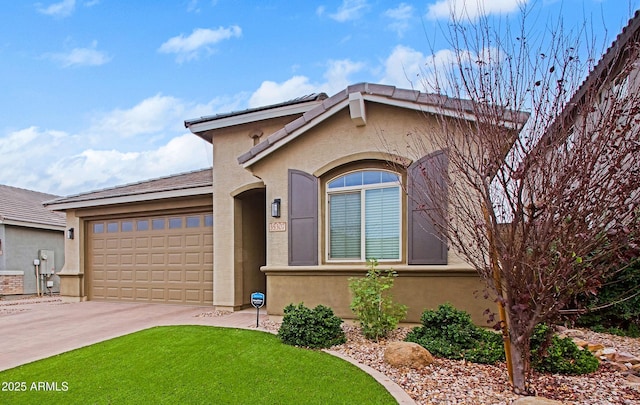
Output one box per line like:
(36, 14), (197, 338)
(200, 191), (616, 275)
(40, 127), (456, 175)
(38, 250), (55, 275)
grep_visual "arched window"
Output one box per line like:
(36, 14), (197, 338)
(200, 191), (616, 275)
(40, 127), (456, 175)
(326, 170), (401, 261)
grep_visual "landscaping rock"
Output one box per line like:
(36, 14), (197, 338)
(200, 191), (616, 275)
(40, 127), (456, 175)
(512, 396), (565, 405)
(384, 341), (434, 368)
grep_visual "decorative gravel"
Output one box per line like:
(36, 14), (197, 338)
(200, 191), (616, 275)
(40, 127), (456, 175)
(261, 320), (640, 404)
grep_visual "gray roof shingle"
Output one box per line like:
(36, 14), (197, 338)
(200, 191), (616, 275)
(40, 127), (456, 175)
(0, 185), (65, 228)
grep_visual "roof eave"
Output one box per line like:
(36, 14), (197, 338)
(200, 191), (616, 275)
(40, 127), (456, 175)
(185, 101), (325, 141)
(45, 185), (213, 211)
(0, 218), (65, 231)
(240, 92), (528, 168)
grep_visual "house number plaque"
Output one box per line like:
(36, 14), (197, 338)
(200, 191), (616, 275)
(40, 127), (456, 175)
(268, 222), (286, 232)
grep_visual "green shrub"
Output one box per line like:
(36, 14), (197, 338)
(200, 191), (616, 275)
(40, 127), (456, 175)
(407, 304), (598, 373)
(530, 324), (600, 375)
(277, 303), (346, 349)
(405, 303), (505, 364)
(349, 259), (407, 341)
(572, 258), (640, 337)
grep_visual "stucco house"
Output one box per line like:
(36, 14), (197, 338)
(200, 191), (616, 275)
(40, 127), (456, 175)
(46, 83), (527, 323)
(0, 184), (65, 296)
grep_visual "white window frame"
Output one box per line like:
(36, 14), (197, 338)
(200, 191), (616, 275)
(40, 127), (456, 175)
(325, 170), (402, 263)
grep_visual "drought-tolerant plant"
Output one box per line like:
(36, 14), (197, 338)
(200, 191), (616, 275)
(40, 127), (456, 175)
(349, 259), (407, 340)
(407, 304), (599, 373)
(405, 303), (505, 364)
(277, 303), (346, 349)
(530, 324), (600, 375)
(572, 258), (640, 337)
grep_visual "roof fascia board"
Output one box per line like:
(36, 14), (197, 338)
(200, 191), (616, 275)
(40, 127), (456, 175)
(187, 102), (320, 134)
(0, 219), (64, 231)
(46, 185), (213, 211)
(362, 94), (525, 129)
(242, 92), (528, 168)
(242, 98), (350, 168)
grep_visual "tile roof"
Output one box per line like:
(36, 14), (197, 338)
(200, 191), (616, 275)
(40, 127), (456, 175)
(237, 82), (529, 165)
(45, 168), (212, 207)
(184, 93), (328, 127)
(0, 184), (65, 228)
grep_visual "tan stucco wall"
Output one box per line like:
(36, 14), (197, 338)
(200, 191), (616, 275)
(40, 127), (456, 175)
(239, 102), (492, 323)
(264, 266), (489, 324)
(207, 116), (296, 309)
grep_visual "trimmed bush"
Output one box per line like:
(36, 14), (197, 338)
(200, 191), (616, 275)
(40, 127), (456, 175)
(349, 259), (407, 341)
(530, 324), (600, 375)
(405, 303), (505, 364)
(406, 304), (599, 373)
(277, 303), (346, 349)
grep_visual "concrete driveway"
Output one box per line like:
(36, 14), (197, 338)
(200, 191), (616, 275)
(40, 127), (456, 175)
(0, 298), (265, 372)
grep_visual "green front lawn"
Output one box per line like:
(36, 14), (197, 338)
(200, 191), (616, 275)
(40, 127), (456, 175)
(0, 326), (395, 404)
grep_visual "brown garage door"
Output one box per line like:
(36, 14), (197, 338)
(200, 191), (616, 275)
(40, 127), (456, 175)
(87, 213), (213, 305)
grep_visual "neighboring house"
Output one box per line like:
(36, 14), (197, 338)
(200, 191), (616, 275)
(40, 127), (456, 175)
(46, 83), (526, 323)
(0, 185), (65, 296)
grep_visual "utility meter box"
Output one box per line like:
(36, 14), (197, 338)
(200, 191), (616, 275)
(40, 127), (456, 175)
(38, 250), (55, 275)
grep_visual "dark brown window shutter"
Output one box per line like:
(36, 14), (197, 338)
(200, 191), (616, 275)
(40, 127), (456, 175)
(407, 150), (448, 264)
(288, 169), (318, 265)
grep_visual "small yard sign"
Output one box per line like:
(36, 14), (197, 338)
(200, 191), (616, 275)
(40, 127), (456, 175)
(251, 292), (265, 327)
(251, 292), (265, 308)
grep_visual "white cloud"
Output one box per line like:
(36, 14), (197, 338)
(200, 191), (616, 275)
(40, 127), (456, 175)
(44, 134), (211, 194)
(380, 45), (428, 88)
(327, 0), (369, 22)
(384, 3), (414, 37)
(158, 26), (241, 62)
(248, 59), (365, 107)
(46, 40), (111, 68)
(427, 0), (528, 21)
(37, 0), (76, 17)
(0, 127), (73, 193)
(0, 92), (230, 195)
(88, 94), (186, 139)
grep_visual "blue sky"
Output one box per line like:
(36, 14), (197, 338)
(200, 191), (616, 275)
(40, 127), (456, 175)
(0, 0), (636, 196)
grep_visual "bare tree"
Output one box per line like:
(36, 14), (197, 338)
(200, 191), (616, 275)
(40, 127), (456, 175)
(397, 7), (640, 394)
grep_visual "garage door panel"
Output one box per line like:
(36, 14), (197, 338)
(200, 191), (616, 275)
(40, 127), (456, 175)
(135, 253), (148, 265)
(151, 236), (165, 248)
(120, 238), (134, 249)
(151, 270), (166, 282)
(168, 253), (182, 264)
(185, 234), (200, 246)
(135, 270), (150, 282)
(88, 213), (213, 305)
(185, 270), (201, 282)
(151, 288), (165, 300)
(151, 253), (165, 265)
(136, 237), (149, 249)
(120, 270), (133, 281)
(106, 239), (118, 250)
(204, 252), (213, 265)
(121, 288), (133, 299)
(135, 288), (149, 299)
(121, 254), (133, 265)
(168, 270), (183, 282)
(168, 235), (182, 247)
(185, 252), (200, 265)
(167, 289), (184, 302)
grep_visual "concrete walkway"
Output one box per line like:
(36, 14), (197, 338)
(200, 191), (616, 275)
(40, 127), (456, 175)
(0, 298), (414, 404)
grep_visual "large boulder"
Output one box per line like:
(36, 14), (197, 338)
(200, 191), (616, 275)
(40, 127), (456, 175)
(384, 341), (434, 368)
